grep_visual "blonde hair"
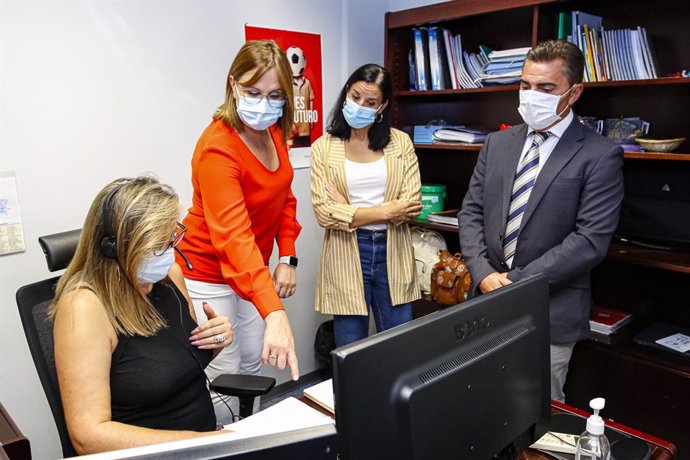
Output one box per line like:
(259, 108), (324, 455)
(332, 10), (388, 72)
(213, 40), (294, 143)
(49, 176), (180, 337)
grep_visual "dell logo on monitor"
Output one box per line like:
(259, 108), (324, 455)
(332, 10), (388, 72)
(454, 315), (491, 342)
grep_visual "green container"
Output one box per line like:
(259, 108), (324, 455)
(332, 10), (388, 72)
(418, 183), (447, 221)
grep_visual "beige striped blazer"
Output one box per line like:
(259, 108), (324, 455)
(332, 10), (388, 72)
(310, 128), (422, 316)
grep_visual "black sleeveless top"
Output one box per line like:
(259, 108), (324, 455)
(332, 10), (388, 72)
(110, 281), (216, 431)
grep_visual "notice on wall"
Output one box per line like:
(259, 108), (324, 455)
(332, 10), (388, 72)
(0, 171), (26, 255)
(245, 25), (323, 170)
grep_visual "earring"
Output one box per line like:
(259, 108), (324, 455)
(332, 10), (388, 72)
(116, 266), (122, 282)
(376, 113), (383, 123)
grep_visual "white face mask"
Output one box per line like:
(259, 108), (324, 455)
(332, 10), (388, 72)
(517, 86), (574, 131)
(137, 248), (175, 284)
(236, 96), (285, 131)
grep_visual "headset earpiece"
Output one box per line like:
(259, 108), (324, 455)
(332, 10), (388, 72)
(100, 235), (118, 259)
(100, 182), (126, 259)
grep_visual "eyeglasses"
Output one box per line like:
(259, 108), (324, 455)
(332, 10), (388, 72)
(154, 222), (187, 256)
(235, 84), (286, 109)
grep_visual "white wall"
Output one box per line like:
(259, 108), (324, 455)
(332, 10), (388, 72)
(0, 1), (353, 458)
(0, 0), (442, 457)
(389, 0), (442, 13)
(342, 0), (450, 75)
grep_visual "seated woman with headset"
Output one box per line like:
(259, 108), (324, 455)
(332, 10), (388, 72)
(50, 176), (233, 454)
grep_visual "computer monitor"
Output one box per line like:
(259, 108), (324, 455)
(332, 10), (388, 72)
(332, 275), (551, 460)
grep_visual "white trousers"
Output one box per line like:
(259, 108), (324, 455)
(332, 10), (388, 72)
(550, 342), (576, 403)
(185, 279), (265, 425)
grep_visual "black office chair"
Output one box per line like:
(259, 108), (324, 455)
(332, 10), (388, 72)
(16, 230), (275, 458)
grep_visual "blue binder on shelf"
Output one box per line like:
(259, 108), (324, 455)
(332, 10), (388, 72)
(428, 27), (450, 90)
(412, 27), (431, 91)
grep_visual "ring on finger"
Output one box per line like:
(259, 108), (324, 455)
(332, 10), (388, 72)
(214, 334), (226, 344)
(269, 354), (277, 359)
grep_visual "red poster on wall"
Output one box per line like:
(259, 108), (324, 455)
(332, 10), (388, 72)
(245, 25), (323, 168)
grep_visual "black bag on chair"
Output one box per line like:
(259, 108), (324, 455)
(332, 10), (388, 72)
(314, 320), (336, 378)
(617, 160), (690, 248)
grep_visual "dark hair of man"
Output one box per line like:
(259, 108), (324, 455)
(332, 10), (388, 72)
(326, 63), (393, 151)
(525, 40), (585, 86)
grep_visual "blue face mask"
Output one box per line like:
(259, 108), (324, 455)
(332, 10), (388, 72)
(138, 248), (175, 284)
(342, 97), (380, 129)
(237, 96), (284, 131)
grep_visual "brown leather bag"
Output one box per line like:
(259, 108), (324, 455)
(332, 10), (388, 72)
(430, 249), (472, 306)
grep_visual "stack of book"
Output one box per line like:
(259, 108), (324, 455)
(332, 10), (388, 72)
(590, 306), (633, 335)
(409, 26), (497, 90)
(480, 47), (531, 85)
(559, 10), (659, 82)
(433, 127), (490, 144)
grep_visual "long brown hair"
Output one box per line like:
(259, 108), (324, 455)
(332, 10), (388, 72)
(213, 40), (294, 143)
(50, 176), (180, 337)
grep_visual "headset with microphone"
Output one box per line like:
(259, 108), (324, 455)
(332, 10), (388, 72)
(100, 181), (193, 270)
(100, 182), (125, 260)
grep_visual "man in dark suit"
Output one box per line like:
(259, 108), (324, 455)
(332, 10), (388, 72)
(459, 40), (624, 402)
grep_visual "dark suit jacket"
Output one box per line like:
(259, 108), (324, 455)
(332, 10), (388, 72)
(459, 118), (624, 344)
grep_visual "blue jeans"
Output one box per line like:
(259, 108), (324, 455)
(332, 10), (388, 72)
(333, 229), (413, 348)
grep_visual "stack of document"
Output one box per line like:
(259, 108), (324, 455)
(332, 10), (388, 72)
(433, 127), (490, 144)
(530, 431), (579, 459)
(589, 306), (633, 335)
(303, 379), (335, 415)
(426, 209), (460, 227)
(414, 124), (465, 144)
(480, 47), (531, 85)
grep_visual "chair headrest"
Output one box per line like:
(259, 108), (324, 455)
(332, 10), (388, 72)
(38, 230), (81, 272)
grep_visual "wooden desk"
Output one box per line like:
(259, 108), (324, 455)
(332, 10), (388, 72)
(0, 403), (30, 460)
(521, 401), (675, 460)
(301, 398), (677, 459)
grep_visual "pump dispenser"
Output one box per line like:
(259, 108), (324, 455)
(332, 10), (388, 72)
(575, 398), (611, 459)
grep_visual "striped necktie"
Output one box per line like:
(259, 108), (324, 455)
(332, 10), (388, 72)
(503, 131), (551, 262)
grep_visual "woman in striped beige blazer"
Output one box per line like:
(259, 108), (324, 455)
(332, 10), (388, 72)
(310, 64), (422, 347)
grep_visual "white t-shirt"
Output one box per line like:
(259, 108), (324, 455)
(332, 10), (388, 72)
(345, 156), (387, 230)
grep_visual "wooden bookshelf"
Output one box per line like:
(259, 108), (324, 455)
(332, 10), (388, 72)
(415, 144), (690, 158)
(411, 220), (459, 234)
(395, 85), (520, 96)
(396, 76), (690, 97)
(387, 0), (690, 456)
(414, 143), (482, 151)
(624, 152), (690, 161)
(607, 240), (690, 274)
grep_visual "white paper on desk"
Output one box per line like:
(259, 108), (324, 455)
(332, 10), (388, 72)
(75, 397), (333, 460)
(74, 430), (252, 459)
(224, 396), (334, 435)
(656, 333), (690, 353)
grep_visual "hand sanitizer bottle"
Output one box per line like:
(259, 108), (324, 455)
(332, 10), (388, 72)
(575, 398), (611, 460)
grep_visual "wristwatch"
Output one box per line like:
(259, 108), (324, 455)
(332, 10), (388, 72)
(279, 255), (298, 268)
